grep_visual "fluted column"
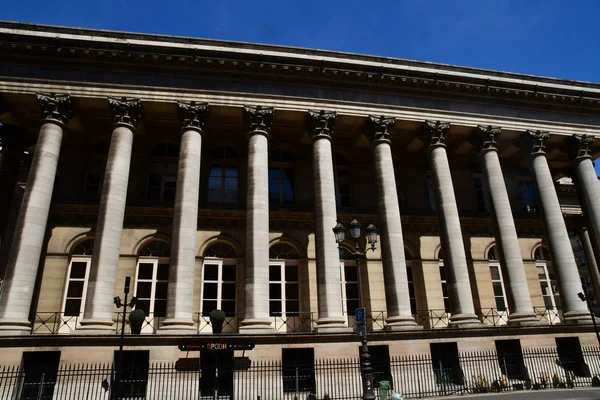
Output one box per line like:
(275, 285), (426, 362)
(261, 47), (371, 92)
(421, 120), (480, 326)
(476, 126), (538, 325)
(78, 97), (141, 333)
(0, 94), (72, 335)
(523, 130), (589, 322)
(580, 227), (600, 304)
(159, 101), (208, 334)
(239, 106), (274, 333)
(307, 110), (348, 332)
(366, 115), (418, 330)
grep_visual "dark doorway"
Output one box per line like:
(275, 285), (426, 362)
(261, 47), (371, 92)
(556, 337), (590, 377)
(20, 351), (61, 400)
(360, 345), (393, 389)
(113, 350), (149, 399)
(495, 340), (526, 380)
(200, 351), (234, 399)
(282, 348), (316, 394)
(430, 342), (463, 385)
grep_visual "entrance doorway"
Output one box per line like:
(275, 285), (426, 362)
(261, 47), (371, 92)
(200, 351), (234, 399)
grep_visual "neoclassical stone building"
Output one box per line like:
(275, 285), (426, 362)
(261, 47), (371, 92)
(1, 21), (600, 375)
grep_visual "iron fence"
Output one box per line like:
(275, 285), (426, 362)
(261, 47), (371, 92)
(2, 346), (600, 399)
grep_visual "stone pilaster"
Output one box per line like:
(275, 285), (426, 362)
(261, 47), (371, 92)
(159, 101), (208, 334)
(366, 115), (418, 330)
(475, 125), (538, 325)
(239, 105), (275, 333)
(421, 120), (481, 327)
(308, 110), (349, 332)
(78, 97), (142, 333)
(523, 130), (589, 322)
(0, 93), (72, 335)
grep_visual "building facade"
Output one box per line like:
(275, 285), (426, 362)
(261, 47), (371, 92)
(1, 21), (600, 397)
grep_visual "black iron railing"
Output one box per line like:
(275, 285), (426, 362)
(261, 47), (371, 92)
(2, 346), (600, 399)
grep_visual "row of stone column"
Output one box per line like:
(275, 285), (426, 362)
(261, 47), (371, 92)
(0, 93), (598, 335)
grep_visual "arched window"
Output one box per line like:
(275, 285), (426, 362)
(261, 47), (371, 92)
(535, 246), (559, 310)
(406, 249), (417, 315)
(147, 143), (179, 202)
(340, 246), (359, 316)
(488, 245), (508, 315)
(334, 152), (352, 208)
(201, 242), (238, 318)
(134, 240), (171, 318)
(268, 149), (295, 206)
(438, 249), (450, 313)
(269, 243), (300, 317)
(83, 140), (109, 202)
(62, 239), (94, 318)
(208, 146), (239, 204)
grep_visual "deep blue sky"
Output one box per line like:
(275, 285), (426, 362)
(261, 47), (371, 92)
(4, 0), (600, 171)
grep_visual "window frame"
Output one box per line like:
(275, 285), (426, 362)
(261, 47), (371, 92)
(207, 165), (239, 205)
(146, 162), (178, 202)
(133, 257), (170, 319)
(269, 259), (300, 317)
(200, 257), (237, 317)
(517, 178), (539, 215)
(340, 257), (359, 315)
(61, 256), (92, 318)
(268, 149), (296, 206)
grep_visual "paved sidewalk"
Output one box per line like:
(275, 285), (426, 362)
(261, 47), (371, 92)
(433, 387), (600, 399)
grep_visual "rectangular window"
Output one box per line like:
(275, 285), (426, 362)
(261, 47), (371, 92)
(335, 169), (352, 207)
(427, 173), (436, 212)
(113, 350), (149, 399)
(282, 348), (316, 393)
(269, 261), (299, 316)
(63, 258), (91, 317)
(147, 163), (177, 202)
(407, 263), (417, 315)
(20, 351), (61, 400)
(208, 166), (238, 204)
(556, 337), (589, 377)
(269, 168), (295, 205)
(135, 260), (169, 317)
(439, 265), (450, 313)
(341, 262), (360, 313)
(495, 340), (526, 379)
(201, 261), (237, 317)
(490, 265), (507, 312)
(518, 179), (538, 214)
(537, 264), (559, 310)
(473, 176), (488, 212)
(430, 343), (462, 385)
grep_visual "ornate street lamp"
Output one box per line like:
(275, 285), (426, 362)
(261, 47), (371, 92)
(113, 276), (137, 400)
(333, 218), (378, 400)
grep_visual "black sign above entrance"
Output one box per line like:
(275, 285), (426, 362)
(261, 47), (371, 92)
(178, 343), (255, 352)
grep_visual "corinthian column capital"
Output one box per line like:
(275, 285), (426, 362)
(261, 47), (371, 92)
(475, 125), (502, 152)
(108, 97), (142, 129)
(366, 115), (396, 144)
(568, 134), (595, 160)
(520, 130), (549, 156)
(307, 109), (336, 141)
(178, 101), (209, 133)
(36, 93), (72, 128)
(421, 120), (451, 148)
(243, 105), (273, 138)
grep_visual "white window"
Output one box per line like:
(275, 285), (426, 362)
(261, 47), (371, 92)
(58, 239), (94, 332)
(269, 244), (304, 332)
(339, 247), (360, 315)
(535, 247), (559, 311)
(487, 246), (509, 326)
(134, 240), (170, 333)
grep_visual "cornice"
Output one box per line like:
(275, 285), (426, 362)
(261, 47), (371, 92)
(2, 23), (600, 114)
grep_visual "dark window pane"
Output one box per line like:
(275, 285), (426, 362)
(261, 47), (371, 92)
(410, 299), (417, 315)
(270, 265), (281, 281)
(221, 300), (236, 315)
(225, 167), (238, 178)
(155, 282), (168, 299)
(490, 266), (501, 280)
(286, 300), (299, 314)
(136, 300), (151, 315)
(282, 168), (295, 204)
(70, 262), (87, 279)
(439, 266), (446, 281)
(202, 301), (218, 316)
(163, 187), (176, 201)
(346, 283), (359, 299)
(138, 263), (154, 280)
(209, 166), (223, 178)
(345, 265), (358, 281)
(406, 266), (413, 281)
(64, 299), (82, 316)
(66, 281), (84, 298)
(270, 301), (282, 316)
(286, 283), (299, 300)
(285, 265), (298, 281)
(204, 264), (219, 281)
(443, 298), (451, 313)
(223, 190), (237, 204)
(157, 264), (170, 280)
(347, 300), (360, 313)
(148, 174), (162, 187)
(270, 283), (282, 300)
(408, 284), (415, 298)
(222, 265), (237, 281)
(154, 300), (167, 316)
(207, 191), (221, 203)
(495, 297), (506, 312)
(543, 296), (554, 309)
(136, 282), (152, 299)
(269, 169), (281, 203)
(208, 176), (222, 190)
(222, 283), (236, 300)
(493, 282), (504, 297)
(441, 284), (448, 297)
(203, 283), (218, 299)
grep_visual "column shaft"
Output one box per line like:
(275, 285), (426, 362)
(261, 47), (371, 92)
(530, 151), (589, 321)
(580, 227), (600, 304)
(0, 93), (71, 336)
(240, 106), (274, 333)
(572, 152), (600, 266)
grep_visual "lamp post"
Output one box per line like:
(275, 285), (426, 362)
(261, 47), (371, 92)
(578, 290), (600, 347)
(113, 276), (137, 400)
(333, 218), (378, 400)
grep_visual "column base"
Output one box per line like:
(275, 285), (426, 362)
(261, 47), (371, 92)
(238, 318), (275, 334)
(0, 319), (32, 336)
(315, 316), (351, 333)
(508, 311), (543, 326)
(448, 313), (483, 328)
(563, 310), (593, 324)
(385, 315), (422, 331)
(156, 318), (196, 335)
(75, 318), (116, 335)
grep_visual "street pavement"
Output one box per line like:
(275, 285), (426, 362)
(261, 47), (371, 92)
(438, 388), (600, 399)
